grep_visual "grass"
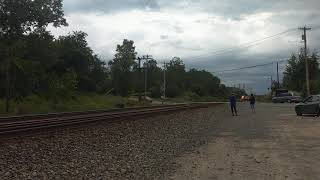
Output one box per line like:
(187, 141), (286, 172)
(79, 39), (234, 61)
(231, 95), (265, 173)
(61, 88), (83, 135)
(0, 92), (227, 116)
(165, 92), (227, 103)
(256, 95), (272, 103)
(0, 94), (151, 116)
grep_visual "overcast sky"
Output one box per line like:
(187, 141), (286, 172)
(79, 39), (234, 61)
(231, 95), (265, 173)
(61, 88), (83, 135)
(49, 0), (320, 94)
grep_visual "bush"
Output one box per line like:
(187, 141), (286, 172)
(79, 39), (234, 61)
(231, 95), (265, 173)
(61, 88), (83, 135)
(0, 94), (148, 116)
(150, 86), (161, 98)
(166, 84), (181, 97)
(183, 91), (201, 101)
(310, 80), (320, 95)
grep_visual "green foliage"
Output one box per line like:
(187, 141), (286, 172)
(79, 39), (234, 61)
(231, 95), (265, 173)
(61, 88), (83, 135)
(109, 39), (137, 96)
(0, 0), (67, 37)
(166, 57), (186, 96)
(226, 87), (247, 99)
(283, 52), (320, 95)
(47, 69), (78, 101)
(0, 1), (239, 114)
(0, 94), (148, 116)
(0, 0), (68, 112)
(310, 80), (320, 95)
(185, 69), (221, 96)
(256, 95), (272, 102)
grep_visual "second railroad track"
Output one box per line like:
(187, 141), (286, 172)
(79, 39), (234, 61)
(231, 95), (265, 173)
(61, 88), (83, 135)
(0, 103), (223, 135)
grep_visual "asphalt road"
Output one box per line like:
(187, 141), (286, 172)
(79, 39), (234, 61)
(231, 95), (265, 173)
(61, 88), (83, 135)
(170, 103), (320, 180)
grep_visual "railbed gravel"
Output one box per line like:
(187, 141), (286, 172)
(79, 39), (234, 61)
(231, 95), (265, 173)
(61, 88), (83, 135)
(0, 105), (224, 180)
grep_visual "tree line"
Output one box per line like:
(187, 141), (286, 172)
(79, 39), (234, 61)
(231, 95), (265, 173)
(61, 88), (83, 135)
(0, 0), (243, 112)
(108, 39), (231, 98)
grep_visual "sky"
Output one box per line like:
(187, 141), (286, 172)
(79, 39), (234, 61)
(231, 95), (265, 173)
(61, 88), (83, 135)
(49, 0), (320, 94)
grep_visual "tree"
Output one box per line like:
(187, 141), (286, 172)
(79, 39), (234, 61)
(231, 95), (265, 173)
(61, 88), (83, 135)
(54, 31), (104, 92)
(166, 57), (186, 97)
(0, 0), (67, 37)
(185, 69), (221, 96)
(0, 0), (67, 112)
(109, 39), (137, 96)
(283, 52), (320, 95)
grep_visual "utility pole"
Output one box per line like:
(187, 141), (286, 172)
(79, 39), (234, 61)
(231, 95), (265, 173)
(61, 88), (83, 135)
(137, 57), (142, 101)
(144, 63), (148, 98)
(5, 59), (10, 113)
(142, 55), (153, 99)
(270, 76), (273, 96)
(277, 62), (280, 88)
(163, 61), (166, 103)
(299, 26), (312, 96)
(271, 76), (273, 94)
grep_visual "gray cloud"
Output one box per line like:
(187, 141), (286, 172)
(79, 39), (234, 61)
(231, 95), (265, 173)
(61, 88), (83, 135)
(160, 35), (168, 39)
(63, 0), (160, 13)
(55, 0), (320, 94)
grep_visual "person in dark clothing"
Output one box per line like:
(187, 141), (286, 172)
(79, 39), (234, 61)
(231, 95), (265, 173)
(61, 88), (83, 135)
(249, 94), (256, 113)
(229, 93), (238, 116)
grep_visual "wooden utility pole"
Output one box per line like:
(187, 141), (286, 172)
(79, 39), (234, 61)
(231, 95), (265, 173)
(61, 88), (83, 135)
(277, 62), (280, 88)
(144, 62), (148, 98)
(137, 57), (142, 101)
(5, 59), (10, 113)
(163, 62), (166, 100)
(271, 76), (273, 93)
(142, 55), (153, 99)
(299, 26), (312, 96)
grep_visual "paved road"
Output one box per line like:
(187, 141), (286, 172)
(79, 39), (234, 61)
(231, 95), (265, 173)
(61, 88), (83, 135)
(170, 103), (320, 180)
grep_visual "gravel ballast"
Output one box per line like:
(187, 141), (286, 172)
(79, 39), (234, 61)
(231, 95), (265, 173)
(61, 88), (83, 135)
(0, 105), (225, 180)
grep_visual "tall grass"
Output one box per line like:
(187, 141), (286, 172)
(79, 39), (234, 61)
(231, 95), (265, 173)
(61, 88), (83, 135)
(0, 94), (148, 116)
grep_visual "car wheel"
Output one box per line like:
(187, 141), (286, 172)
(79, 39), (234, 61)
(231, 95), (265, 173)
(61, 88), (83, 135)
(296, 109), (302, 116)
(317, 109), (320, 117)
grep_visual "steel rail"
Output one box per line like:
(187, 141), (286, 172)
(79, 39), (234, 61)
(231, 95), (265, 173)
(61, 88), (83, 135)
(0, 103), (219, 135)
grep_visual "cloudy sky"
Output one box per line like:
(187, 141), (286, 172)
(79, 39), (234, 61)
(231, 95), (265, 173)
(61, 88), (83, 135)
(49, 0), (320, 94)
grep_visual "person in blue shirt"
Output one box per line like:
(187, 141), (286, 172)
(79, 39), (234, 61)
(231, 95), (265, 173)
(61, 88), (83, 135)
(229, 93), (238, 116)
(249, 94), (256, 113)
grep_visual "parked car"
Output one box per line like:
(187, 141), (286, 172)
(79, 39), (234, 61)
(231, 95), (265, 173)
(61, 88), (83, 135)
(272, 93), (291, 103)
(272, 92), (302, 103)
(275, 89), (289, 96)
(289, 96), (303, 103)
(295, 95), (320, 116)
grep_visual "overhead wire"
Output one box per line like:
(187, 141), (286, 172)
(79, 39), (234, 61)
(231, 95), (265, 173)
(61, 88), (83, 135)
(212, 59), (288, 73)
(181, 28), (298, 61)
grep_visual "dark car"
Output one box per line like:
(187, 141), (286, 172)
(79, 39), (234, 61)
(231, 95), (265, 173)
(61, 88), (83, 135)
(272, 93), (302, 103)
(289, 96), (303, 103)
(295, 95), (320, 116)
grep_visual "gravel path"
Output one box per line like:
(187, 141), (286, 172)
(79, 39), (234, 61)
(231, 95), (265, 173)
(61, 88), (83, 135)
(0, 105), (224, 180)
(170, 103), (320, 180)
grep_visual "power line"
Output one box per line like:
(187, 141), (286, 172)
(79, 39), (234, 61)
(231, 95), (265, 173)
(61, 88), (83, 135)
(160, 28), (300, 63)
(185, 57), (288, 74)
(210, 60), (287, 73)
(181, 28), (298, 61)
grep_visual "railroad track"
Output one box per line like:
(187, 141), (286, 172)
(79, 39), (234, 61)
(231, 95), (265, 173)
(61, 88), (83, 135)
(0, 103), (222, 135)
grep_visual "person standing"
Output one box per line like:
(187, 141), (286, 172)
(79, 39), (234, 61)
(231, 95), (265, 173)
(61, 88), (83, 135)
(249, 94), (256, 113)
(229, 93), (238, 116)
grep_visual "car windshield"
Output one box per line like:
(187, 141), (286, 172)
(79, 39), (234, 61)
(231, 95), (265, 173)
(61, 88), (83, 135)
(278, 93), (292, 97)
